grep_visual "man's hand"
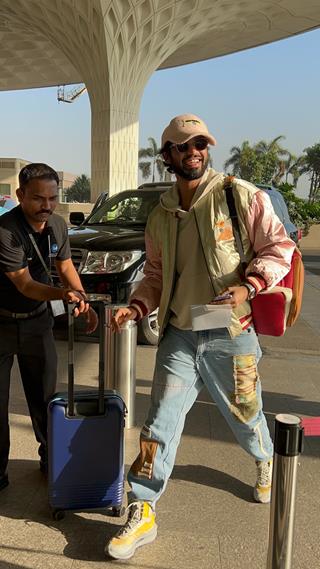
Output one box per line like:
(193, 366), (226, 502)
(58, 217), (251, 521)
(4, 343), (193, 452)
(64, 291), (98, 333)
(64, 290), (90, 317)
(112, 306), (138, 333)
(210, 286), (249, 308)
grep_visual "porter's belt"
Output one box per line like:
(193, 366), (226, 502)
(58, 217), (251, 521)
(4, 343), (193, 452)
(0, 303), (47, 319)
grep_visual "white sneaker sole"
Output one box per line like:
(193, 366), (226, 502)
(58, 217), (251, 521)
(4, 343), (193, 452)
(253, 487), (271, 504)
(106, 525), (158, 560)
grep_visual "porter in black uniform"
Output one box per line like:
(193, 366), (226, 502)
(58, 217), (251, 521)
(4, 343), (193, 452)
(0, 163), (97, 491)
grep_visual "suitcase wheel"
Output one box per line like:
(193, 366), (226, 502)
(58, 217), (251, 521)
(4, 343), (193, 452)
(111, 506), (125, 517)
(52, 509), (65, 521)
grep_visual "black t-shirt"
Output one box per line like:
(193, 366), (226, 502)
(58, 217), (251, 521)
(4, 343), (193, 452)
(0, 205), (71, 312)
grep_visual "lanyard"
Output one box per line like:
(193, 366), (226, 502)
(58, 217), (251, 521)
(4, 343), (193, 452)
(28, 233), (54, 285)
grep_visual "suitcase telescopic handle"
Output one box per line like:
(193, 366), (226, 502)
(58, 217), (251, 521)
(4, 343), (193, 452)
(67, 301), (105, 416)
(67, 303), (75, 416)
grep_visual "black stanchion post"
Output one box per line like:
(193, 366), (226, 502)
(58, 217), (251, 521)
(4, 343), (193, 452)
(267, 414), (304, 569)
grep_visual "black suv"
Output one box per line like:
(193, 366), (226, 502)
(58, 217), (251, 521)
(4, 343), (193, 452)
(64, 187), (166, 344)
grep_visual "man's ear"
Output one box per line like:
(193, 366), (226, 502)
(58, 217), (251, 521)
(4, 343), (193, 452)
(162, 151), (171, 164)
(16, 187), (23, 203)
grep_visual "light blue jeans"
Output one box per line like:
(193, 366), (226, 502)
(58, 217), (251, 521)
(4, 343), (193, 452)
(128, 325), (273, 506)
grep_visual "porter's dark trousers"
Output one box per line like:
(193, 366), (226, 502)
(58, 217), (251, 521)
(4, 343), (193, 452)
(0, 309), (57, 477)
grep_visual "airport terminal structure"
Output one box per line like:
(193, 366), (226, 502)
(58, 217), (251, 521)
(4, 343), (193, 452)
(0, 0), (320, 200)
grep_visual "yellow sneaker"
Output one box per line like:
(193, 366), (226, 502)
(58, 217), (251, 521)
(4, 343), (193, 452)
(106, 501), (157, 560)
(254, 459), (273, 503)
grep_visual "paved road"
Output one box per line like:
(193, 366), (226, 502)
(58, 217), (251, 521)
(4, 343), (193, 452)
(303, 252), (320, 277)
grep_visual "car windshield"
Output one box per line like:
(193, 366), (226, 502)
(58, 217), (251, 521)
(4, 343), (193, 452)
(86, 190), (163, 225)
(0, 195), (16, 215)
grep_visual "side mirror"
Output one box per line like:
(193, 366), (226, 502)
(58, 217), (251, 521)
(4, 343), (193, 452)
(69, 212), (85, 226)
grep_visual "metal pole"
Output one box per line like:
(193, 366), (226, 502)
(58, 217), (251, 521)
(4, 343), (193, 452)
(104, 306), (114, 390)
(267, 414), (304, 569)
(104, 305), (137, 429)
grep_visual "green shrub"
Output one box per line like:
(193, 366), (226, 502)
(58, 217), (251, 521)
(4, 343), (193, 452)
(277, 183), (320, 235)
(301, 201), (320, 220)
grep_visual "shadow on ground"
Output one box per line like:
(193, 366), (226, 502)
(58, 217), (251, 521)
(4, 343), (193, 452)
(171, 464), (253, 502)
(0, 458), (255, 562)
(0, 460), (121, 562)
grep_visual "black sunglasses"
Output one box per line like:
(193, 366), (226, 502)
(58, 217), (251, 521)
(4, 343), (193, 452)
(170, 138), (208, 153)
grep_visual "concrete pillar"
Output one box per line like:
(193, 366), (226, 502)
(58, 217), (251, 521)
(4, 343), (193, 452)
(89, 97), (139, 199)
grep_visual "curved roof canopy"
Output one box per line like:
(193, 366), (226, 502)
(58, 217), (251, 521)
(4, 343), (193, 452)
(0, 0), (319, 91)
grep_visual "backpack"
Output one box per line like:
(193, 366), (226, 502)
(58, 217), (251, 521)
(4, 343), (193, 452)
(224, 176), (304, 336)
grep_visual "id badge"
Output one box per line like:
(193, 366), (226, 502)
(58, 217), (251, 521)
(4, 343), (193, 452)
(50, 299), (66, 317)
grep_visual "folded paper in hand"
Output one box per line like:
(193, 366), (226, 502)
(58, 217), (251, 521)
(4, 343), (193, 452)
(191, 304), (232, 331)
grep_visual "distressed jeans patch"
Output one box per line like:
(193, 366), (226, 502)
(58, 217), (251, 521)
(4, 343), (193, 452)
(230, 353), (259, 423)
(130, 434), (159, 480)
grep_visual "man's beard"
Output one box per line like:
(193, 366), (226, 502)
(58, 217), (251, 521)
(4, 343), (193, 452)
(171, 156), (209, 180)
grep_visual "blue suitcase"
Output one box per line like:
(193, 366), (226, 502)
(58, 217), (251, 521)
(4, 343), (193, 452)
(48, 302), (126, 519)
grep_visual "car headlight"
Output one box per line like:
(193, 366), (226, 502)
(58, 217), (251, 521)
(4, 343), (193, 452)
(80, 250), (142, 274)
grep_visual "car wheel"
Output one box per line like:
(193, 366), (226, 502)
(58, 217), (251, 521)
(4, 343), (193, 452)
(137, 311), (159, 345)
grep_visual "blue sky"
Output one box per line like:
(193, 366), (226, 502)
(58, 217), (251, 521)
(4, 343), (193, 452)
(1, 27), (319, 198)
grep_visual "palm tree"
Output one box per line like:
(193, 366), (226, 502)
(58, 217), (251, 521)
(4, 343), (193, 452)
(301, 143), (320, 202)
(224, 141), (263, 182)
(284, 154), (305, 187)
(254, 136), (290, 185)
(254, 135), (287, 156)
(138, 161), (151, 180)
(224, 141), (251, 176)
(66, 174), (91, 202)
(138, 137), (164, 182)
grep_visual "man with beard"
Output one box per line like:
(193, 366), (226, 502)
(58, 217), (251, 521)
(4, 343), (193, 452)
(0, 163), (98, 491)
(105, 115), (295, 560)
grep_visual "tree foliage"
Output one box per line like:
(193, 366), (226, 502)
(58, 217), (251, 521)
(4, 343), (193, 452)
(224, 141), (264, 183)
(139, 137), (165, 182)
(224, 136), (294, 186)
(283, 154), (306, 187)
(66, 174), (91, 202)
(224, 137), (320, 232)
(225, 137), (320, 205)
(255, 136), (290, 185)
(300, 143), (320, 203)
(277, 182), (320, 232)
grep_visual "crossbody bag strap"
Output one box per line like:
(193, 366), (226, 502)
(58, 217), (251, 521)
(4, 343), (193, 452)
(223, 176), (247, 274)
(28, 233), (54, 285)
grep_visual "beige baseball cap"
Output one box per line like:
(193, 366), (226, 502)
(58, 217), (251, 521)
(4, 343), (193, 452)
(161, 114), (216, 147)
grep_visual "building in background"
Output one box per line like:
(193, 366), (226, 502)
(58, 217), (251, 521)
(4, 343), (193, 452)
(0, 157), (78, 202)
(57, 171), (78, 202)
(0, 158), (29, 200)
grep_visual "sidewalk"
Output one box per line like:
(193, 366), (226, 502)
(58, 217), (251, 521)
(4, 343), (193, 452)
(0, 270), (319, 569)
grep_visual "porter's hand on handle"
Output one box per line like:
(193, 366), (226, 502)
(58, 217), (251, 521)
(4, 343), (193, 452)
(112, 306), (138, 333)
(64, 290), (90, 316)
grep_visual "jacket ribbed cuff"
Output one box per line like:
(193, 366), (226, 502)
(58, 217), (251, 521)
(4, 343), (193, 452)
(246, 273), (267, 294)
(129, 299), (148, 321)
